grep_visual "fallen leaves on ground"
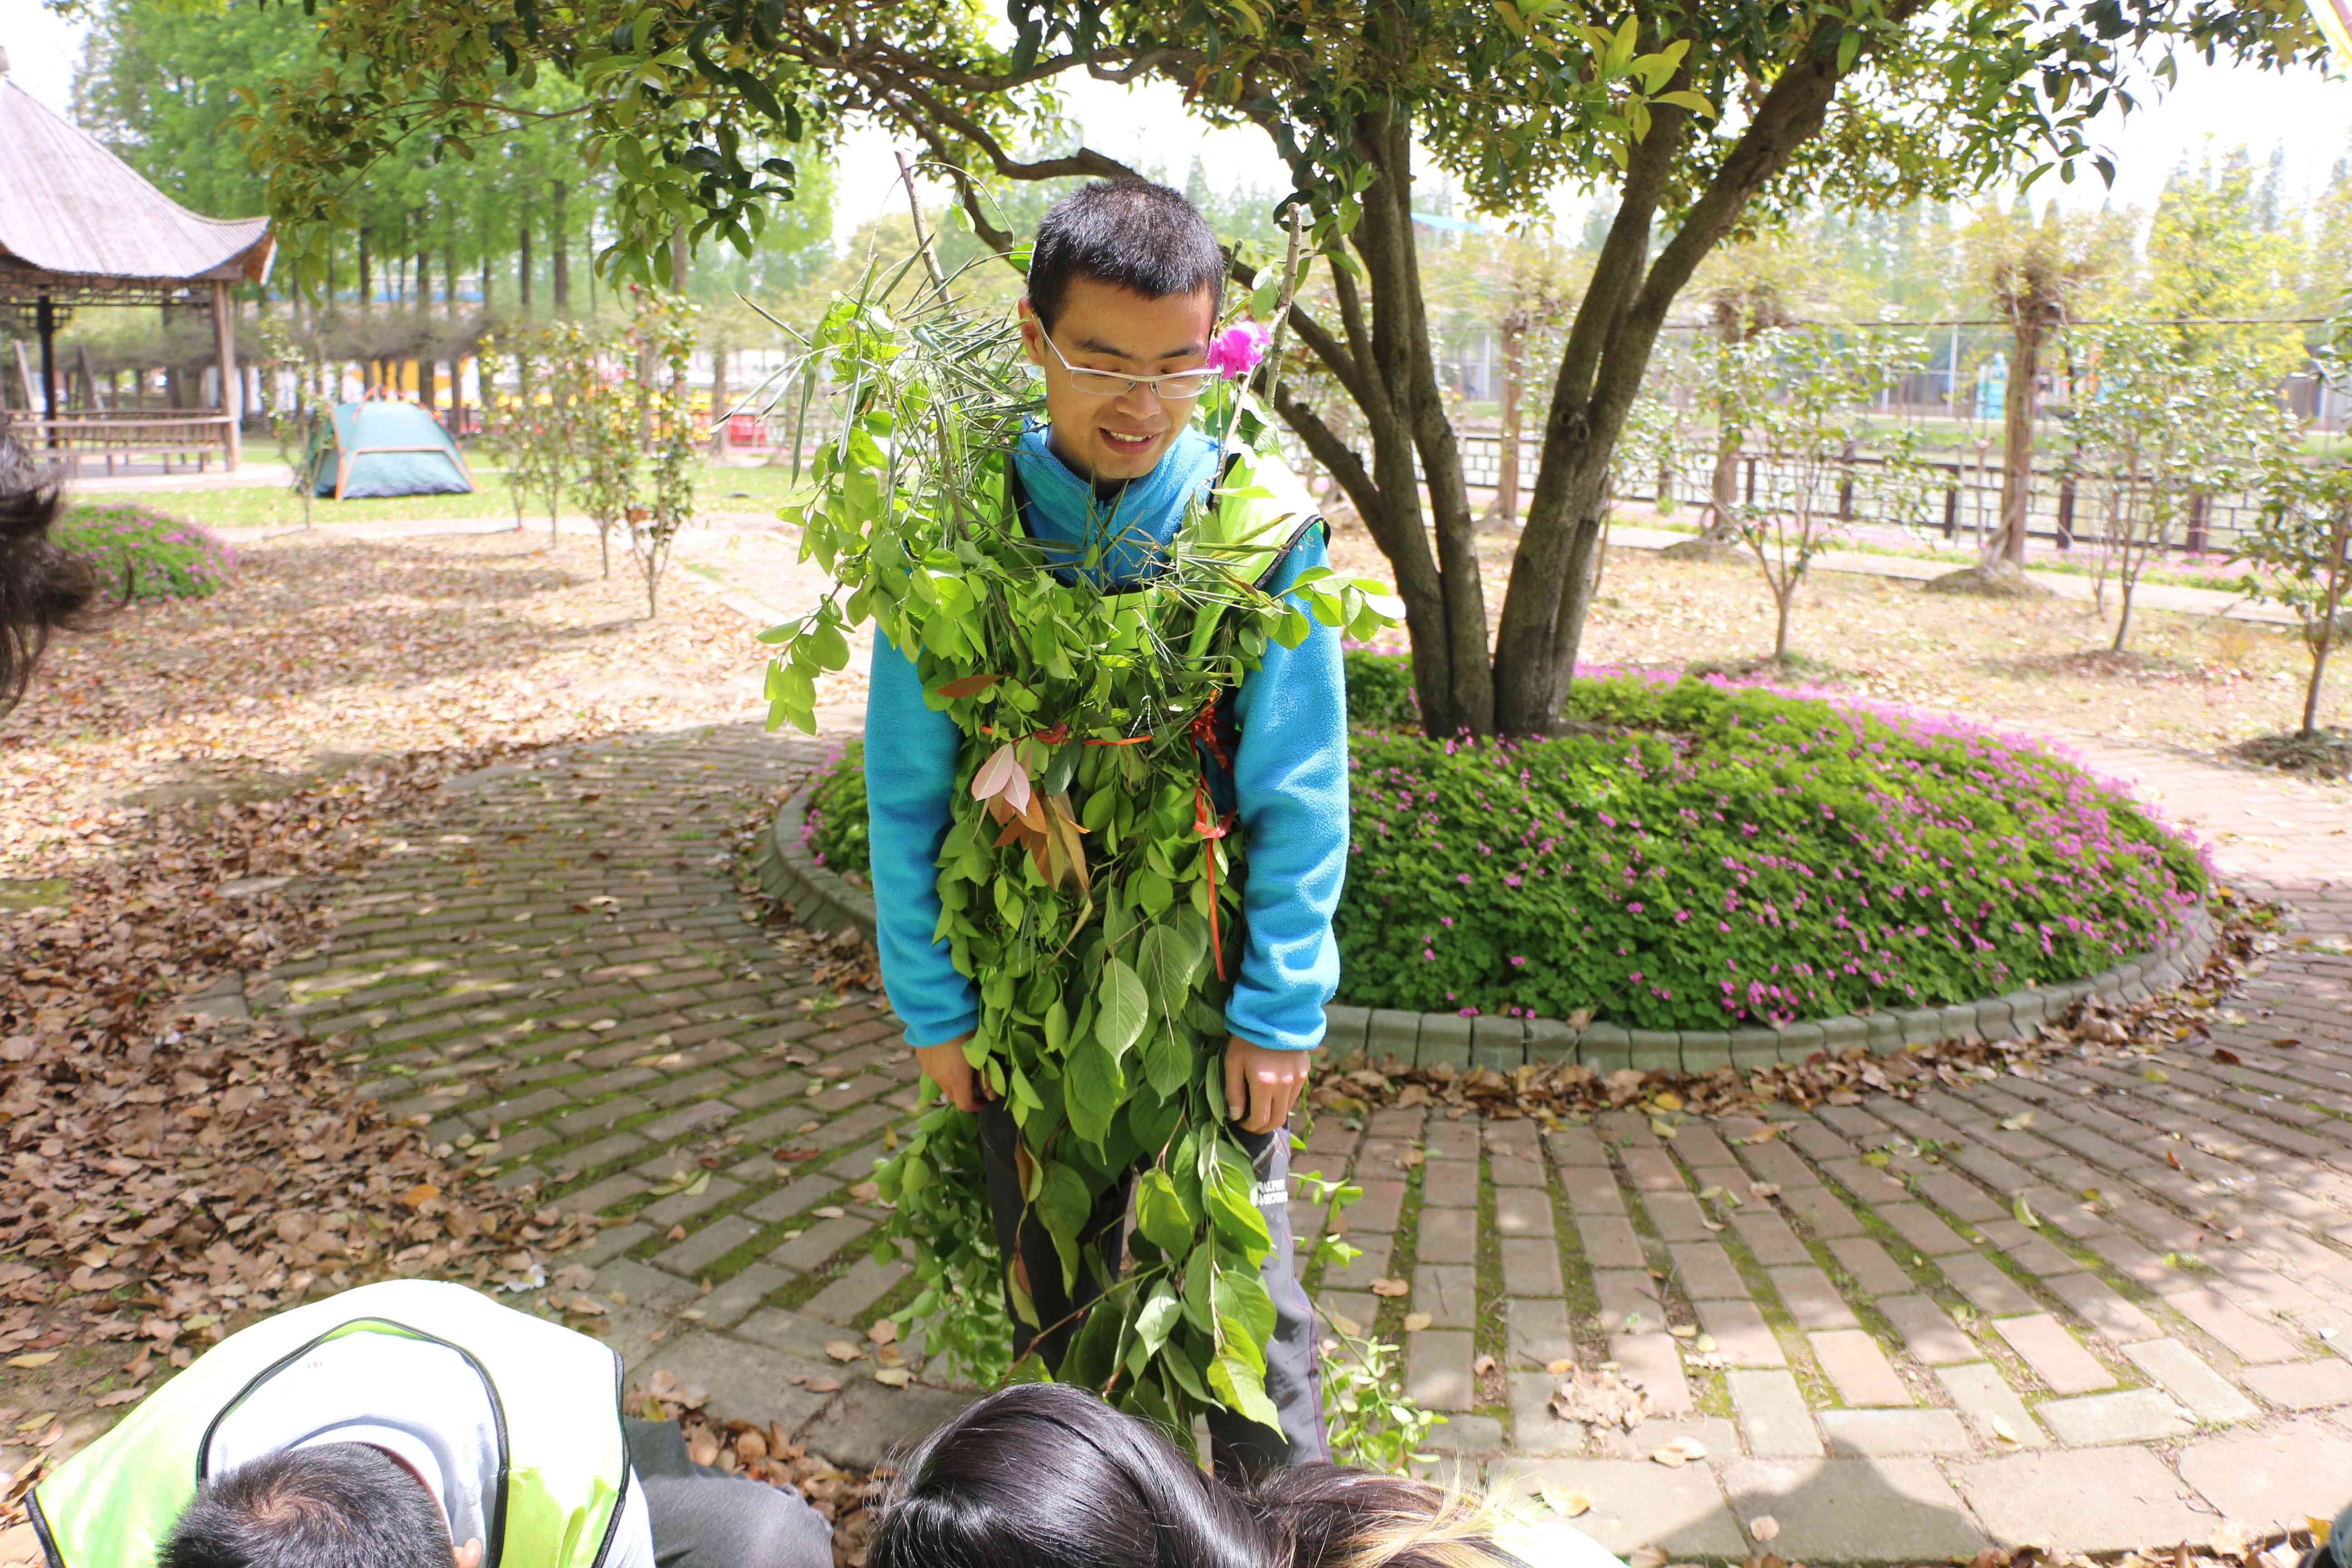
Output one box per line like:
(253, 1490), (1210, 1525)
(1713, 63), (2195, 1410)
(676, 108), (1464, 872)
(1548, 1366), (1652, 1431)
(630, 1371), (881, 1568)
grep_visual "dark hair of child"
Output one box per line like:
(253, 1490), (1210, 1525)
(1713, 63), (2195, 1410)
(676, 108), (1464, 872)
(867, 1382), (1530, 1568)
(156, 1443), (455, 1568)
(1024, 178), (1229, 332)
(0, 476), (104, 715)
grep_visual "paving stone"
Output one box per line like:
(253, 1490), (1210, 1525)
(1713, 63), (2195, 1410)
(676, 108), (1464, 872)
(1818, 1408), (1973, 1456)
(1825, 1236), (1915, 1298)
(1507, 1372), (1583, 1456)
(2035, 1389), (2196, 1446)
(1406, 1328), (1476, 1412)
(1506, 1298), (1575, 1368)
(1420, 1412), (1506, 1457)
(1974, 1218), (2083, 1276)
(1499, 1459), (1746, 1559)
(691, 1263), (794, 1328)
(1810, 1329), (1912, 1406)
(1548, 1126), (1610, 1168)
(1768, 1265), (1862, 1331)
(654, 1214), (763, 1277)
(1878, 1294), (1980, 1365)
(1500, 1236), (1566, 1297)
(1718, 1457), (1985, 1563)
(766, 1215), (872, 1272)
(629, 1330), (833, 1433)
(2175, 1417), (2352, 1530)
(641, 1175), (745, 1229)
(1955, 1448), (2222, 1551)
(1316, 1290), (1380, 1338)
(2123, 1337), (2260, 1423)
(1421, 1159), (1479, 1208)
(1494, 1186), (1555, 1237)
(2164, 1286), (2300, 1364)
(1730, 1209), (1812, 1266)
(1939, 1252), (2045, 1318)
(1319, 1231), (1394, 1292)
(805, 1379), (980, 1470)
(1622, 1147), (1686, 1191)
(1609, 1332), (1693, 1414)
(1640, 1192), (1717, 1243)
(1416, 1205), (1478, 1265)
(1728, 1368), (1824, 1457)
(1574, 1215), (1646, 1271)
(1490, 1154), (1546, 1188)
(2044, 1270), (2163, 1342)
(1936, 1362), (2050, 1448)
(1341, 1177), (1406, 1234)
(1563, 1179), (1628, 1215)
(1917, 1171), (2006, 1224)
(1695, 1299), (1787, 1367)
(1669, 1242), (1750, 1300)
(802, 1254), (910, 1324)
(1877, 1203), (1973, 1257)
(2240, 1358), (2352, 1410)
(1413, 1264), (1478, 1328)
(1596, 1269), (1665, 1334)
(1780, 1185), (1867, 1240)
(1994, 1313), (2117, 1394)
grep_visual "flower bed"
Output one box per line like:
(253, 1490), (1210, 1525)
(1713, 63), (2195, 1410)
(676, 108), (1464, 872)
(803, 655), (2207, 1032)
(54, 501), (234, 601)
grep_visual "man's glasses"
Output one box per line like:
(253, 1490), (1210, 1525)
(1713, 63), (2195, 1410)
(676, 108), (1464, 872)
(1036, 329), (1218, 401)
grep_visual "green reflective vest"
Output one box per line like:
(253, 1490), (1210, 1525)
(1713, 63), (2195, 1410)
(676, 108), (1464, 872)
(29, 1280), (630, 1568)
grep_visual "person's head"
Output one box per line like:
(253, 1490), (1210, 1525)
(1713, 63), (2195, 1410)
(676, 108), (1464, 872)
(0, 479), (101, 716)
(156, 1442), (482, 1568)
(1018, 178), (1228, 485)
(868, 1383), (1527, 1568)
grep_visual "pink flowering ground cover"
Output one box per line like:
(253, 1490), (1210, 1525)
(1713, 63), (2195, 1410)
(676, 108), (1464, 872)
(56, 501), (235, 601)
(1338, 653), (2207, 1030)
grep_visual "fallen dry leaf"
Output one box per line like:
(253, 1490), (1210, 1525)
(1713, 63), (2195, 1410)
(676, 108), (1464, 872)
(1403, 1312), (1434, 1333)
(872, 1367), (911, 1388)
(1538, 1484), (1593, 1519)
(1749, 1516), (1780, 1543)
(1370, 1277), (1410, 1298)
(825, 1340), (864, 1362)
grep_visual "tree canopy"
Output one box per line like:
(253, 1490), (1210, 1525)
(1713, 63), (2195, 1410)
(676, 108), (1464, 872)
(231, 0), (2329, 733)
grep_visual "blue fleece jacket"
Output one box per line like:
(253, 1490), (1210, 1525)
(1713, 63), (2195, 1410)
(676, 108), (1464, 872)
(863, 425), (1348, 1053)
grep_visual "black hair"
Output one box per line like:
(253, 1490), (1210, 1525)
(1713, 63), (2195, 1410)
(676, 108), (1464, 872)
(0, 475), (102, 716)
(156, 1443), (454, 1568)
(869, 1384), (1529, 1568)
(1025, 179), (1227, 333)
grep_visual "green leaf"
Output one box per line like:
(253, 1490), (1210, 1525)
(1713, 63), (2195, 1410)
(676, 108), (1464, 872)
(1064, 1039), (1125, 1145)
(1097, 958), (1149, 1065)
(1136, 1168), (1196, 1255)
(1656, 89), (1715, 116)
(1134, 1283), (1183, 1358)
(1207, 1352), (1282, 1431)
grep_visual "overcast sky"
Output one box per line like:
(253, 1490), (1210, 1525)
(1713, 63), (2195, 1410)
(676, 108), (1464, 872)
(7, 0), (2346, 243)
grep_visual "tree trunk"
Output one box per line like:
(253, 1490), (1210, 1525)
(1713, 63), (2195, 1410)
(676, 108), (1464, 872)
(1990, 310), (2042, 565)
(1487, 310), (1525, 525)
(358, 231), (372, 313)
(519, 214), (534, 316)
(551, 183), (571, 315)
(710, 341), (730, 456)
(1774, 585), (1793, 659)
(2307, 519), (2347, 736)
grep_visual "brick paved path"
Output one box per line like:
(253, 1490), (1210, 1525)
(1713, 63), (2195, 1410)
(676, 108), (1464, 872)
(224, 717), (2352, 1562)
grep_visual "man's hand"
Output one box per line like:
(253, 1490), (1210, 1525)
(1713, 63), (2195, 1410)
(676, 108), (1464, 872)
(1224, 1036), (1311, 1134)
(915, 1034), (992, 1112)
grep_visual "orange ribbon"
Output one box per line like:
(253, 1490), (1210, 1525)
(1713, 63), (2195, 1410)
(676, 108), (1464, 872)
(1188, 704), (1239, 981)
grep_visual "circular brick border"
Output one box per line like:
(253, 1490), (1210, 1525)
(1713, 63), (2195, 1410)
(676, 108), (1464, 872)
(760, 790), (2219, 1075)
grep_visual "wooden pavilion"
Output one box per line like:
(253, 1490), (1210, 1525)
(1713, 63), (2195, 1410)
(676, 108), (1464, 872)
(0, 51), (273, 475)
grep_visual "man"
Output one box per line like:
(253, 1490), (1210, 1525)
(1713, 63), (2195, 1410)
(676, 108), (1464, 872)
(862, 177), (1347, 1475)
(25, 1279), (830, 1568)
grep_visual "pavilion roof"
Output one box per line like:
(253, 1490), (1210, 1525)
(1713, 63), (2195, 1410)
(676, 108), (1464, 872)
(0, 76), (273, 292)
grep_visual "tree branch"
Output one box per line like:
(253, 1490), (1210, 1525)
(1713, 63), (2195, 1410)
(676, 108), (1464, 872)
(1269, 382), (1379, 522)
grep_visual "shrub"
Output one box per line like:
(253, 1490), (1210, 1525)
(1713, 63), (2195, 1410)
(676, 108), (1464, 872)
(1342, 659), (2204, 1029)
(796, 659), (2207, 1031)
(54, 502), (233, 601)
(802, 740), (869, 875)
(1343, 644), (1419, 729)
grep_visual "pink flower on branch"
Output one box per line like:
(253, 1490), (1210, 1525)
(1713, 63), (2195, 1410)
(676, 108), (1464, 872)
(1205, 320), (1271, 380)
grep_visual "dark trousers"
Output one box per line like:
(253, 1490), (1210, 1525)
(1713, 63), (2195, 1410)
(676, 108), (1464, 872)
(975, 1101), (1329, 1479)
(625, 1418), (833, 1568)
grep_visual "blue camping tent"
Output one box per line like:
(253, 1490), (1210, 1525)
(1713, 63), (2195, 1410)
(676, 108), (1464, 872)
(308, 402), (475, 499)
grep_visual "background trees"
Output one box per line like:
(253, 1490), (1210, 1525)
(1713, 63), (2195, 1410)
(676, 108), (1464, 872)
(231, 0), (2330, 736)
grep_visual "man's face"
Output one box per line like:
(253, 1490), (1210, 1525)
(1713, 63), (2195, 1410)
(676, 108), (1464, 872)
(1018, 277), (1217, 485)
